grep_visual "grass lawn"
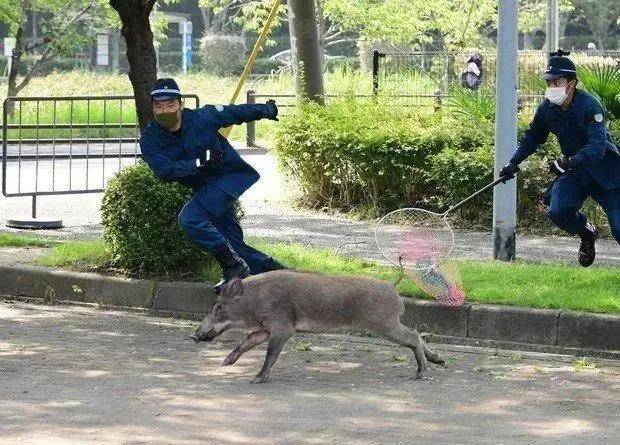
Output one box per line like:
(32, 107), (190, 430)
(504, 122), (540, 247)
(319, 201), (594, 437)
(0, 232), (57, 248)
(36, 239), (112, 271)
(28, 235), (620, 314)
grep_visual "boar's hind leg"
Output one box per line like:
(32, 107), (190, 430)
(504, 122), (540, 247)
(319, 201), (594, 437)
(382, 324), (428, 378)
(222, 330), (270, 366)
(250, 330), (293, 384)
(422, 340), (445, 365)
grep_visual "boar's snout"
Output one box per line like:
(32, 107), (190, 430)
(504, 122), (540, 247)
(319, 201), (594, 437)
(189, 327), (218, 343)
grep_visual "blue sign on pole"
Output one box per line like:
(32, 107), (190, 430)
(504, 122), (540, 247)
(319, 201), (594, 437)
(186, 33), (192, 69)
(181, 21), (193, 73)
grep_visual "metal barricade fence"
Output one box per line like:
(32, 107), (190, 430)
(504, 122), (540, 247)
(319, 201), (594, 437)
(2, 95), (199, 218)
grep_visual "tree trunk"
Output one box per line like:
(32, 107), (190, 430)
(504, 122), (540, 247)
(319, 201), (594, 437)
(6, 26), (24, 115)
(288, 0), (325, 105)
(110, 28), (121, 73)
(110, 0), (157, 132)
(316, 0), (326, 54)
(523, 31), (533, 50)
(595, 33), (604, 50)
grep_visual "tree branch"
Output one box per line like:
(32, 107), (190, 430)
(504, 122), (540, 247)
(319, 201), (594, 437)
(21, 37), (53, 54)
(15, 3), (95, 94)
(457, 0), (477, 48)
(324, 38), (356, 47)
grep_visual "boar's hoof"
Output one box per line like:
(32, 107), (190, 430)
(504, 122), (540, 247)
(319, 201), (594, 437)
(250, 373), (270, 384)
(221, 353), (238, 366)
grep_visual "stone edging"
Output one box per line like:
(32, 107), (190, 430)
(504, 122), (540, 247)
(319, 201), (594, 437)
(1, 264), (617, 355)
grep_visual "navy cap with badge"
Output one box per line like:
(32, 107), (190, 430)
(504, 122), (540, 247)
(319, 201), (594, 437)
(151, 78), (182, 101)
(544, 49), (577, 81)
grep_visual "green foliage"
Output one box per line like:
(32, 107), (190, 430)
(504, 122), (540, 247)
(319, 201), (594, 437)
(101, 162), (208, 276)
(0, 232), (55, 248)
(37, 240), (112, 270)
(251, 58), (286, 75)
(578, 65), (620, 120)
(446, 86), (496, 122)
(275, 99), (465, 212)
(198, 33), (247, 75)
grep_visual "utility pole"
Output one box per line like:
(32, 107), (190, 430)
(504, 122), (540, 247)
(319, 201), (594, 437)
(493, 0), (519, 261)
(287, 0), (325, 105)
(546, 0), (559, 51)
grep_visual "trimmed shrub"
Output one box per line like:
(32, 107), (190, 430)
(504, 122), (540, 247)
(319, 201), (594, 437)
(101, 162), (208, 276)
(198, 33), (246, 75)
(275, 100), (491, 214)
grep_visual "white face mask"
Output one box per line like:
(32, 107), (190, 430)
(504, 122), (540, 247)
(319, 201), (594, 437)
(545, 83), (572, 105)
(467, 61), (481, 76)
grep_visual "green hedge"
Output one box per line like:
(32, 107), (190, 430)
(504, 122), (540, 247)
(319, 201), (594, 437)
(101, 162), (210, 276)
(275, 100), (614, 235)
(197, 33), (247, 76)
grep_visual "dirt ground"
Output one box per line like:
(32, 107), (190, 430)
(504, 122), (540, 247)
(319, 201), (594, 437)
(1, 299), (618, 445)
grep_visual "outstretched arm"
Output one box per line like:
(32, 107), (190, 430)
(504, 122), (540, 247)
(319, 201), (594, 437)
(201, 102), (278, 129)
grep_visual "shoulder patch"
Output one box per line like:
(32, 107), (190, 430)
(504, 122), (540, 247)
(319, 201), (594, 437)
(214, 104), (225, 112)
(594, 113), (603, 123)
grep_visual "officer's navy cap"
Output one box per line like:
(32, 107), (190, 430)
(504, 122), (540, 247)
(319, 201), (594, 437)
(544, 49), (577, 80)
(151, 78), (182, 101)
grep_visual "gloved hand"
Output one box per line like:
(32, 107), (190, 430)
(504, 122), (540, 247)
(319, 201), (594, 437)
(197, 142), (225, 174)
(548, 157), (572, 176)
(266, 99), (279, 121)
(499, 162), (518, 183)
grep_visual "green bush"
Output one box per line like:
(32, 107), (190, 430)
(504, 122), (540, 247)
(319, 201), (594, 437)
(198, 33), (247, 75)
(101, 162), (208, 276)
(275, 100), (612, 235)
(446, 86), (496, 122)
(252, 58), (286, 74)
(275, 100), (474, 214)
(578, 65), (620, 120)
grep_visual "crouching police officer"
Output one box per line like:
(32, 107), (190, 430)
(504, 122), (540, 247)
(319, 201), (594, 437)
(500, 50), (620, 267)
(140, 78), (286, 292)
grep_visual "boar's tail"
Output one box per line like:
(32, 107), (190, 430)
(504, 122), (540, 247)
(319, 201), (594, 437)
(392, 255), (406, 287)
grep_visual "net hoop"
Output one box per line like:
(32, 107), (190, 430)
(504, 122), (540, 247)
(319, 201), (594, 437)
(375, 207), (455, 271)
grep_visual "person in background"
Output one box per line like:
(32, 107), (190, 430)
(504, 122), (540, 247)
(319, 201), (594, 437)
(461, 52), (483, 90)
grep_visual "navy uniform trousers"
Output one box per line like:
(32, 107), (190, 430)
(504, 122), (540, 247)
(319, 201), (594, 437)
(547, 173), (620, 243)
(178, 183), (271, 274)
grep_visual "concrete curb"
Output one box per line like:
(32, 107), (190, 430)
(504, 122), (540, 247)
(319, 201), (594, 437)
(1, 264), (618, 354)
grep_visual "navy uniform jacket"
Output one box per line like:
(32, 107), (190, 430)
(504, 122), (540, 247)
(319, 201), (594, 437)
(510, 90), (620, 190)
(140, 103), (276, 197)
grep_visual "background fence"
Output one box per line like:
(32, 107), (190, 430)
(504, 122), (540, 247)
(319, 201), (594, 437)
(372, 49), (620, 110)
(2, 94), (199, 217)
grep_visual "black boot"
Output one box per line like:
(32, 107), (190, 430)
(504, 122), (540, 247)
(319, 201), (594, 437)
(262, 257), (288, 273)
(212, 241), (251, 294)
(578, 222), (598, 268)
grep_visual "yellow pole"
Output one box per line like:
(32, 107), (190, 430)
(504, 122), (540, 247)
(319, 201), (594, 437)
(219, 0), (283, 138)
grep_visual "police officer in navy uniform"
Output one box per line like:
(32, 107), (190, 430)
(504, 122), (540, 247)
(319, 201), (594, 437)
(140, 78), (286, 292)
(500, 50), (620, 266)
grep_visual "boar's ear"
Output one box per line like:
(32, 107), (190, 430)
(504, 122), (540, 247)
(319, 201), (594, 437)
(225, 277), (244, 299)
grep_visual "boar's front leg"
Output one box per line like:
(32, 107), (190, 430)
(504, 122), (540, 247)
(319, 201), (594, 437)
(222, 330), (270, 366)
(250, 329), (293, 384)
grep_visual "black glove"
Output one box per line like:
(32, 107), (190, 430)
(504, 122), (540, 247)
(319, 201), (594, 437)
(197, 142), (225, 174)
(499, 162), (518, 183)
(548, 157), (572, 176)
(266, 99), (279, 121)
